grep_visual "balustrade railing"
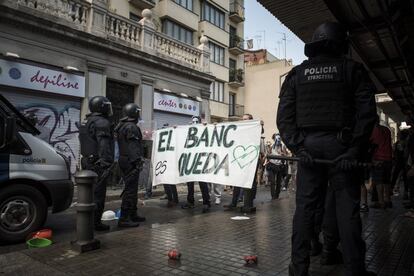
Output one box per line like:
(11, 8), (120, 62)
(105, 12), (142, 47)
(17, 0), (89, 27)
(154, 32), (202, 70)
(7, 0), (209, 73)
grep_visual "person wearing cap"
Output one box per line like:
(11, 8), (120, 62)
(277, 22), (377, 276)
(181, 116), (211, 213)
(225, 114), (262, 213)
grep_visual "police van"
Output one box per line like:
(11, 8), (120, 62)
(0, 94), (73, 243)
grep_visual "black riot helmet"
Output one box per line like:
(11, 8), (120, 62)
(122, 103), (141, 121)
(89, 96), (113, 117)
(304, 22), (349, 58)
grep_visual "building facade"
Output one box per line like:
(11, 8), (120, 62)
(0, 0), (215, 176)
(108, 0), (246, 123)
(244, 49), (292, 142)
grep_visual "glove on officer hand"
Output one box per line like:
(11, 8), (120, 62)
(296, 148), (314, 167)
(334, 147), (359, 171)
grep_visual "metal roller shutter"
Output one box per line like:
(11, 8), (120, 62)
(153, 111), (194, 128)
(1, 90), (81, 175)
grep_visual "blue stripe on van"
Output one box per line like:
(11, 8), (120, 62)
(0, 153), (9, 182)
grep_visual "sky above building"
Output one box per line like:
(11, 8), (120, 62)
(245, 1), (307, 65)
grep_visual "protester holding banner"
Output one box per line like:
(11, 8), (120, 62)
(164, 184), (179, 208)
(181, 116), (211, 213)
(208, 183), (223, 205)
(240, 114), (263, 213)
(223, 115), (265, 212)
(152, 114), (262, 213)
(158, 123), (180, 208)
(182, 181), (210, 212)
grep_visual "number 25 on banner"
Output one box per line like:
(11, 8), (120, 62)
(155, 161), (167, 176)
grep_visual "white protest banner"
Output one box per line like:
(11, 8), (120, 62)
(152, 120), (261, 188)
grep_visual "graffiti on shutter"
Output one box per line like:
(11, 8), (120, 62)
(1, 91), (81, 174)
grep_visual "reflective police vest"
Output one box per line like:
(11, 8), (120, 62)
(295, 58), (354, 129)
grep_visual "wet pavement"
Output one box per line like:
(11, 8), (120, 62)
(0, 184), (236, 255)
(1, 186), (414, 276)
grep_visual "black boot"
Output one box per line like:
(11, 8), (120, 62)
(310, 240), (323, 256)
(202, 203), (211, 213)
(288, 262), (311, 276)
(320, 249), (343, 265)
(129, 211), (146, 222)
(118, 209), (140, 228)
(181, 202), (195, 209)
(241, 206), (256, 213)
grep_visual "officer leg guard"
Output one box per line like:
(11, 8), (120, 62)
(291, 162), (327, 276)
(321, 184), (341, 264)
(311, 181), (327, 257)
(119, 171), (140, 228)
(94, 174), (108, 230)
(332, 171), (366, 276)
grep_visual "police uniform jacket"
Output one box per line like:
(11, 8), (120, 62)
(116, 119), (144, 171)
(276, 55), (377, 154)
(79, 113), (114, 169)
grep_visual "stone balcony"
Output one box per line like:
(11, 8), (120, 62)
(229, 0), (245, 23)
(2, 0), (210, 74)
(129, 0), (156, 10)
(229, 68), (244, 88)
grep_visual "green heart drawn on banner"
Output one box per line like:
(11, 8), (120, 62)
(232, 145), (259, 169)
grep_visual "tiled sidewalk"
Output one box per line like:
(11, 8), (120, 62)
(1, 192), (414, 276)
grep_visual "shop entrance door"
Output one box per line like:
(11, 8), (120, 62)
(106, 80), (135, 124)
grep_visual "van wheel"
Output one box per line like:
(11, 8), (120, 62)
(0, 184), (47, 244)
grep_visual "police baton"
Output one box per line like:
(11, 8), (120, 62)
(266, 155), (373, 168)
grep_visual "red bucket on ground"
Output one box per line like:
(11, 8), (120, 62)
(26, 229), (53, 241)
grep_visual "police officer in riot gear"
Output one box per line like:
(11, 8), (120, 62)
(79, 96), (115, 231)
(277, 22), (377, 276)
(116, 103), (146, 227)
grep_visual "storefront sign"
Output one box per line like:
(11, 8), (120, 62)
(152, 120), (261, 188)
(153, 92), (200, 116)
(0, 59), (85, 97)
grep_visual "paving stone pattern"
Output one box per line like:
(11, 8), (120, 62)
(2, 192), (414, 276)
